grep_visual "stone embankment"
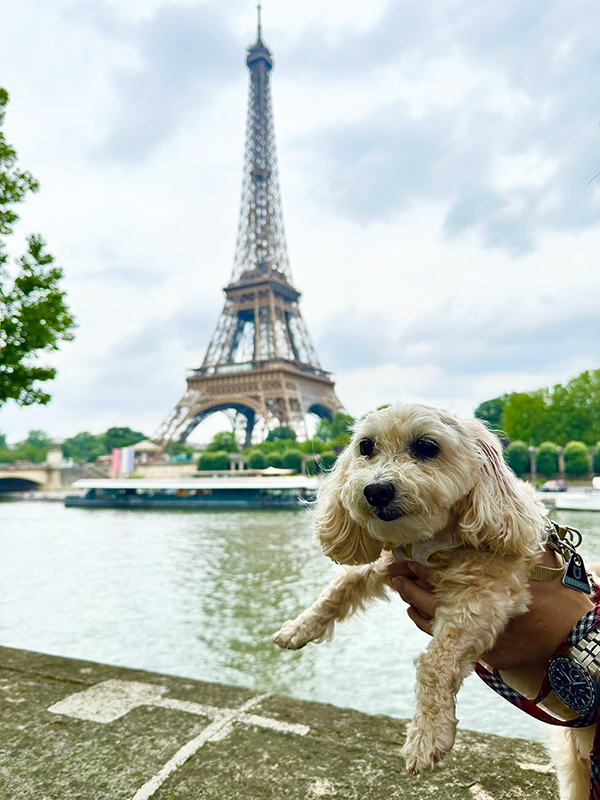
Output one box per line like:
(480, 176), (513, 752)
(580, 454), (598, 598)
(0, 646), (557, 799)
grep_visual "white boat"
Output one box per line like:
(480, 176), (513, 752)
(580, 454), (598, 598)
(65, 476), (319, 510)
(554, 479), (600, 511)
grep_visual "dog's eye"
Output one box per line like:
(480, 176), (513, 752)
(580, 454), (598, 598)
(359, 439), (376, 458)
(410, 438), (440, 460)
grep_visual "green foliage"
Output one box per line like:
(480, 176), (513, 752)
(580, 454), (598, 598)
(482, 370), (600, 447)
(15, 429), (52, 463)
(246, 450), (266, 470)
(0, 88), (39, 237)
(104, 427), (145, 452)
(316, 412), (355, 443)
(265, 452), (283, 469)
(564, 441), (590, 477)
(305, 457), (319, 476)
(266, 426), (296, 442)
(0, 89), (75, 407)
(169, 443), (195, 460)
(0, 432), (6, 449)
(206, 431), (238, 452)
(62, 432), (105, 463)
(0, 447), (16, 463)
(536, 442), (559, 476)
(474, 396), (507, 430)
(297, 438), (328, 455)
(319, 452), (338, 471)
(594, 445), (600, 475)
(502, 392), (549, 444)
(197, 450), (230, 471)
(282, 448), (303, 472)
(505, 440), (530, 477)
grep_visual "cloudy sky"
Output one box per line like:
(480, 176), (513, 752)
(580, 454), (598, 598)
(2, 0), (600, 443)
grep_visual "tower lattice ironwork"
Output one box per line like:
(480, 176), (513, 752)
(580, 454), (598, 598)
(156, 15), (343, 447)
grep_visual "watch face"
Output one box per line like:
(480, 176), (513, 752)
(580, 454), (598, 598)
(549, 656), (600, 713)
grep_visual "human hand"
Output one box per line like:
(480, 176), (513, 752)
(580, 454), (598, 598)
(389, 554), (597, 673)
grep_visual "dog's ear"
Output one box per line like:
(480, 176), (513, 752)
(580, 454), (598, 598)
(457, 420), (542, 558)
(314, 446), (383, 565)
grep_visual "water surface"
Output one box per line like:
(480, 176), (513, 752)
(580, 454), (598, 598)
(1, 501), (599, 743)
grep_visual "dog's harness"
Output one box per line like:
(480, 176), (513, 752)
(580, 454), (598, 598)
(392, 530), (463, 567)
(475, 523), (600, 800)
(392, 519), (573, 582)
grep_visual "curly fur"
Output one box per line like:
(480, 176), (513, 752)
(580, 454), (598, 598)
(272, 403), (592, 796)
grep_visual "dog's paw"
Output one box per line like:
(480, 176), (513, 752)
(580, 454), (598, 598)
(272, 619), (309, 650)
(401, 720), (454, 775)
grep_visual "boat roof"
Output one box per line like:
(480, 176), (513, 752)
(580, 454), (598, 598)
(71, 477), (320, 491)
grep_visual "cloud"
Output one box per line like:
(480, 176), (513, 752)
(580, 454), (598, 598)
(283, 0), (600, 252)
(70, 1), (242, 160)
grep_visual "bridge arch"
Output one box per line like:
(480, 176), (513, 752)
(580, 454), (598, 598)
(0, 476), (43, 493)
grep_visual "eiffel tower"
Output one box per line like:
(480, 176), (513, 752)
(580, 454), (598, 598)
(157, 12), (343, 448)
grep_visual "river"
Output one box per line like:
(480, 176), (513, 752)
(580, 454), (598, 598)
(1, 499), (600, 744)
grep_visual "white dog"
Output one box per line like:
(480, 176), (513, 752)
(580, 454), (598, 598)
(273, 403), (594, 797)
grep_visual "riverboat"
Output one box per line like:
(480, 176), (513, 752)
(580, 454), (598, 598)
(65, 477), (319, 510)
(553, 478), (600, 512)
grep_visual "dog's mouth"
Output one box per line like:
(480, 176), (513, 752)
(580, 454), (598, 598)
(374, 507), (404, 522)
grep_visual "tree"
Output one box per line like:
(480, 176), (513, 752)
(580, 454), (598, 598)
(265, 452), (283, 469)
(535, 442), (559, 476)
(504, 441), (530, 477)
(169, 443), (195, 460)
(474, 396), (507, 430)
(206, 431), (238, 452)
(282, 448), (303, 472)
(476, 369), (600, 447)
(197, 450), (229, 471)
(15, 429), (52, 463)
(502, 392), (549, 444)
(593, 445), (600, 475)
(564, 441), (590, 477)
(266, 426), (296, 442)
(104, 427), (145, 452)
(62, 432), (106, 463)
(0, 88), (75, 407)
(298, 438), (328, 455)
(246, 450), (266, 470)
(319, 452), (338, 471)
(316, 412), (354, 443)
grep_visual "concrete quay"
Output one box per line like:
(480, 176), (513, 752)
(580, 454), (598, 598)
(0, 645), (558, 800)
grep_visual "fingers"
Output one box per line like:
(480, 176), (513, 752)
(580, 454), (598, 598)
(387, 558), (433, 587)
(388, 558), (436, 636)
(406, 604), (434, 636)
(393, 575), (436, 616)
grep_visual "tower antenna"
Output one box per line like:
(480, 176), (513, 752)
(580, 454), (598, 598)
(257, 4), (262, 39)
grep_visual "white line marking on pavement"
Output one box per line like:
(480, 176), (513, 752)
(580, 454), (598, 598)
(48, 680), (310, 800)
(469, 785), (496, 800)
(517, 760), (555, 774)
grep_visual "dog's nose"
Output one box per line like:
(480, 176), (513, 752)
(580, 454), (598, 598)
(363, 481), (395, 508)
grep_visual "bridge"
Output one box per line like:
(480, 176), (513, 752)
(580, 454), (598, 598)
(0, 464), (65, 492)
(0, 460), (111, 493)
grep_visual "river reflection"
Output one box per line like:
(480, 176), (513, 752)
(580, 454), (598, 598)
(1, 501), (599, 742)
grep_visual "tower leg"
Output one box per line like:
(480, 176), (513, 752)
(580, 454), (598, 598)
(244, 409), (256, 449)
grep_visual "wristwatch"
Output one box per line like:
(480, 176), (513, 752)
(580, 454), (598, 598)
(548, 628), (600, 714)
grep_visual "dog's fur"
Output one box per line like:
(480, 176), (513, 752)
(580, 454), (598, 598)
(272, 403), (594, 797)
